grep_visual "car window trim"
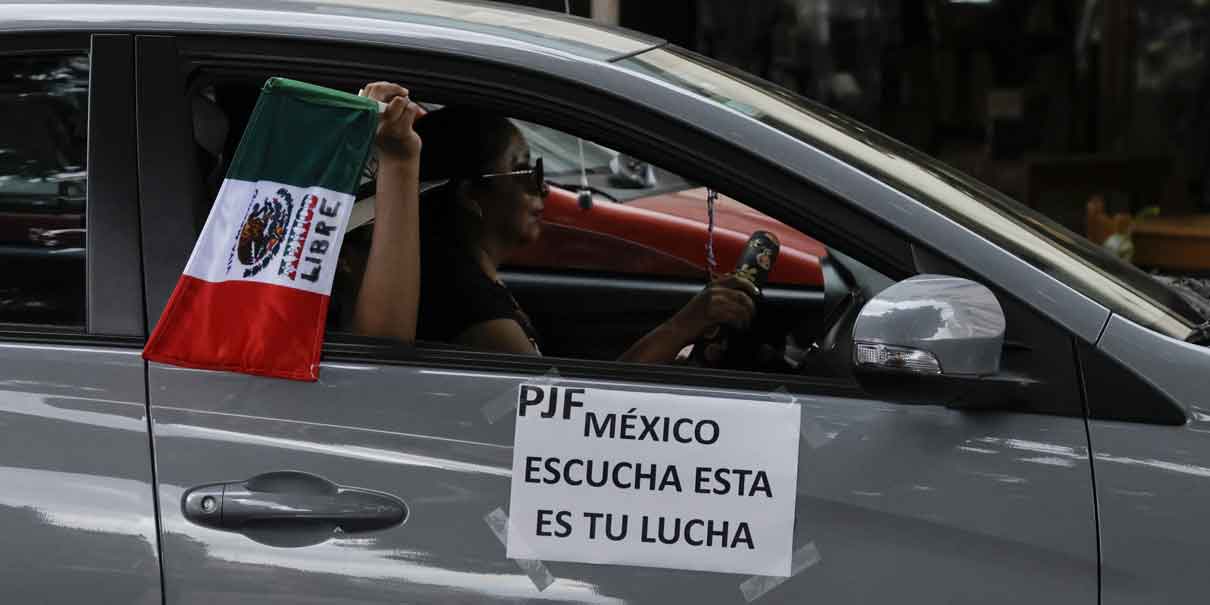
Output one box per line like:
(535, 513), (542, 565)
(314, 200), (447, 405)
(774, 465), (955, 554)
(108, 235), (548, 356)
(0, 326), (144, 349)
(322, 335), (865, 400)
(139, 34), (927, 398)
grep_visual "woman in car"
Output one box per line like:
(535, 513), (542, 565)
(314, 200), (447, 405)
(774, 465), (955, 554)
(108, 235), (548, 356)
(356, 90), (757, 362)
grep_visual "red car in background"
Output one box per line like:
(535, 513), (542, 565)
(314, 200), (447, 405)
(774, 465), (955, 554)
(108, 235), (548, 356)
(503, 120), (826, 287)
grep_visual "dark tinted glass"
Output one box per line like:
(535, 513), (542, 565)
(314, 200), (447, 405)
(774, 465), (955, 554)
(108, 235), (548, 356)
(0, 54), (88, 326)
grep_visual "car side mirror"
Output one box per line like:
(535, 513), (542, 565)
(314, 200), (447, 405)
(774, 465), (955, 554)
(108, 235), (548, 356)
(851, 275), (1033, 408)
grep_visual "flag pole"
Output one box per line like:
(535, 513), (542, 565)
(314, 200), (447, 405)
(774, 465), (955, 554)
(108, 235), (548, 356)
(356, 88), (389, 114)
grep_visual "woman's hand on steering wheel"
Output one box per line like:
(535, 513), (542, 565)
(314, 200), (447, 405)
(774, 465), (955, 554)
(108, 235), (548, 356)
(670, 274), (759, 342)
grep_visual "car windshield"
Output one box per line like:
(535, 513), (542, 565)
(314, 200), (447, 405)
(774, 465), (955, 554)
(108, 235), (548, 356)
(619, 46), (1204, 340)
(514, 120), (615, 176)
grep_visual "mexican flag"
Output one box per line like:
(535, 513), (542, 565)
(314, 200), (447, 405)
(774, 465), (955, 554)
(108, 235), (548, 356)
(143, 78), (379, 381)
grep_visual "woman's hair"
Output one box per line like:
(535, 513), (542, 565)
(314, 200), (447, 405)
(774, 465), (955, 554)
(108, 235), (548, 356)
(413, 105), (520, 244)
(415, 105), (518, 182)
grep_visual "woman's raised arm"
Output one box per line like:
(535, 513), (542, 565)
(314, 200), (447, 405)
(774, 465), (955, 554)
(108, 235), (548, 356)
(352, 82), (427, 342)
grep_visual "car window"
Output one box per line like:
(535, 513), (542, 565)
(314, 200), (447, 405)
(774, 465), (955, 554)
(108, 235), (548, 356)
(0, 54), (89, 327)
(177, 71), (830, 373)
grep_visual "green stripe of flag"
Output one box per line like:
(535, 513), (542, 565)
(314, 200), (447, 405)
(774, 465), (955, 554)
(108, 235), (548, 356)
(225, 77), (378, 193)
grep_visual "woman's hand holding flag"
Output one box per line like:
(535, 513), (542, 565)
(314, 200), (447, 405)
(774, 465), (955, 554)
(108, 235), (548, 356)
(362, 81), (426, 161)
(351, 82), (427, 343)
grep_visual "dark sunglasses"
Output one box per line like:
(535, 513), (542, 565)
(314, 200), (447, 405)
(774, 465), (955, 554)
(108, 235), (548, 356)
(477, 157), (548, 197)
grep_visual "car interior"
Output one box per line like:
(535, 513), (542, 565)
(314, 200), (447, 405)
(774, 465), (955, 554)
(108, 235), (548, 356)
(180, 66), (1084, 412)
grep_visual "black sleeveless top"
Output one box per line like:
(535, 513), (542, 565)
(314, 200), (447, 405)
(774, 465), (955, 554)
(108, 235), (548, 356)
(417, 244), (541, 353)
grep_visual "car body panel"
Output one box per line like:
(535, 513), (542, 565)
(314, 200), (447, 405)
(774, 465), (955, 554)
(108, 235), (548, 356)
(0, 343), (160, 604)
(1089, 315), (1210, 604)
(1098, 314), (1209, 413)
(1090, 411), (1210, 605)
(150, 360), (1096, 604)
(0, 0), (659, 61)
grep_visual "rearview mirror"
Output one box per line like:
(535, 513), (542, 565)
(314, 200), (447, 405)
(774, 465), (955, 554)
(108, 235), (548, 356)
(608, 154), (657, 189)
(852, 275), (1029, 408)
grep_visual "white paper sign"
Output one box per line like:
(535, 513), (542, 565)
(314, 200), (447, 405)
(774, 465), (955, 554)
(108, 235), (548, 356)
(505, 384), (802, 577)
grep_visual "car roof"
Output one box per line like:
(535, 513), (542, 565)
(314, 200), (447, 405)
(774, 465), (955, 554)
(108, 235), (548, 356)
(0, 0), (664, 62)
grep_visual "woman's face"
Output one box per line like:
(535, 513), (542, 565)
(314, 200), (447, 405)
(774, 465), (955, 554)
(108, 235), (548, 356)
(477, 130), (544, 247)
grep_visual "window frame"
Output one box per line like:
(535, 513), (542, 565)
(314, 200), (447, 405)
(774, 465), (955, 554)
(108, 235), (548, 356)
(0, 33), (144, 344)
(139, 33), (1075, 405)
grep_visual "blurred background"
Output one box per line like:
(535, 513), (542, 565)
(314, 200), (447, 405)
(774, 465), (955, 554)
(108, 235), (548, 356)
(509, 0), (1210, 274)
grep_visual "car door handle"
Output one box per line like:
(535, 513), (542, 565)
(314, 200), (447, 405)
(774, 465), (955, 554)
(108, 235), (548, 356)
(182, 471), (407, 547)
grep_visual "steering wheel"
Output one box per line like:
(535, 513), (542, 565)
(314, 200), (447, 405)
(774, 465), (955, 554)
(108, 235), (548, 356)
(694, 250), (865, 374)
(688, 244), (867, 376)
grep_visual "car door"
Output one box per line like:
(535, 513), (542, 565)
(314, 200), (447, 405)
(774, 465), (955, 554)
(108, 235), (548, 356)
(137, 34), (1097, 604)
(1081, 319), (1210, 605)
(0, 33), (161, 603)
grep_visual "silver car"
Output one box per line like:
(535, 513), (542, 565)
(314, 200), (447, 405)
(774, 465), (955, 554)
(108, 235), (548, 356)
(2, 1), (1209, 603)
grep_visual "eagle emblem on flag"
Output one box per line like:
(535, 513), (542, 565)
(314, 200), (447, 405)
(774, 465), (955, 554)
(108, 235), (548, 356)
(235, 188), (294, 277)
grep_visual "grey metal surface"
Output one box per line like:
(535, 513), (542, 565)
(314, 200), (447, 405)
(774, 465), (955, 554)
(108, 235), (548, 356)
(1090, 315), (1210, 604)
(0, 343), (161, 604)
(854, 275), (1006, 376)
(150, 361), (1096, 604)
(1099, 314), (1210, 418)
